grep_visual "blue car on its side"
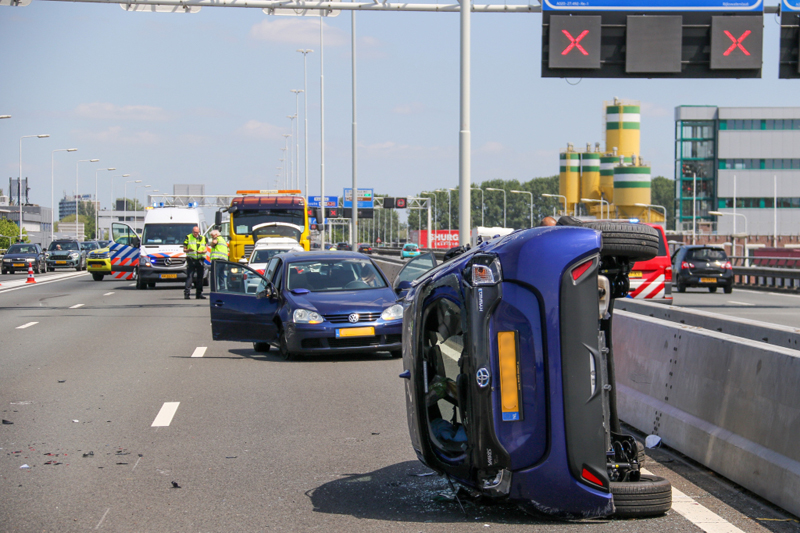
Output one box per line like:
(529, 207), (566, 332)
(208, 251), (403, 360)
(394, 221), (671, 519)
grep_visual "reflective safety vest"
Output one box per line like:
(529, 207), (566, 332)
(209, 237), (228, 261)
(184, 234), (207, 260)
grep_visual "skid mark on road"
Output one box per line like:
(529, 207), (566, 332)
(16, 322), (38, 329)
(70, 303), (84, 309)
(151, 402), (180, 427)
(190, 347), (207, 358)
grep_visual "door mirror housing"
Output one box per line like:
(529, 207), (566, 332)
(215, 211), (222, 226)
(131, 237), (140, 248)
(257, 282), (276, 300)
(395, 280), (412, 294)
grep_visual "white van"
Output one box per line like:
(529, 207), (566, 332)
(470, 226), (515, 247)
(110, 206), (207, 290)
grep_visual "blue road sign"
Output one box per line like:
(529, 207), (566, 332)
(343, 188), (374, 209)
(542, 0), (763, 11)
(308, 196), (337, 208)
(784, 0), (800, 11)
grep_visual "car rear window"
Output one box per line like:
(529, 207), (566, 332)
(687, 248), (727, 262)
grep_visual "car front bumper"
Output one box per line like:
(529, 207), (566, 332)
(47, 258), (81, 268)
(87, 258), (112, 273)
(285, 321), (402, 354)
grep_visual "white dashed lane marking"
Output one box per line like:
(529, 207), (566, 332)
(727, 301), (755, 306)
(151, 402), (180, 427)
(16, 322), (38, 330)
(191, 347), (207, 358)
(128, 283), (136, 287)
(104, 292), (114, 296)
(70, 304), (84, 309)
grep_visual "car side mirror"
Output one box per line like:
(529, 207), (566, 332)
(215, 211), (222, 226)
(256, 283), (275, 300)
(394, 280), (412, 294)
(132, 237), (140, 248)
(238, 258), (248, 264)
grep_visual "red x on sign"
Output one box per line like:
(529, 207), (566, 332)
(723, 30), (751, 56)
(562, 30), (590, 56)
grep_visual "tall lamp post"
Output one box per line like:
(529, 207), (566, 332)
(110, 173), (130, 222)
(511, 190), (533, 228)
(124, 179), (141, 228)
(471, 187), (484, 227)
(19, 133), (50, 241)
(287, 115), (297, 188)
(296, 49), (313, 199)
(422, 192), (437, 248)
(634, 203), (667, 225)
(582, 198), (609, 221)
(51, 148), (77, 243)
(542, 193), (568, 216)
(291, 88), (303, 189)
(95, 167), (115, 240)
(486, 187), (507, 228)
(76, 158), (99, 240)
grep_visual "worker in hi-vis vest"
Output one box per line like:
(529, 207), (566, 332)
(183, 226), (207, 300)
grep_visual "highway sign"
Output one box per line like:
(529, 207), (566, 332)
(780, 1), (800, 78)
(710, 16), (763, 70)
(542, 0), (763, 11)
(548, 16), (602, 69)
(308, 196), (337, 208)
(343, 188), (374, 209)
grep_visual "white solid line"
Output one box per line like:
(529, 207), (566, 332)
(132, 457), (142, 471)
(641, 468), (745, 533)
(0, 272), (88, 294)
(16, 322), (38, 330)
(191, 347), (207, 358)
(95, 508), (110, 530)
(727, 301), (755, 306)
(104, 292), (114, 296)
(151, 402), (180, 427)
(736, 288), (800, 300)
(70, 303), (84, 309)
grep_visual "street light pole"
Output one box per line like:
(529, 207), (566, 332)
(471, 187), (484, 227)
(291, 89), (303, 189)
(134, 184), (150, 231)
(51, 148), (77, 244)
(511, 190), (533, 228)
(76, 158), (99, 240)
(110, 173), (130, 227)
(95, 167), (115, 240)
(350, 7), (358, 248)
(296, 49), (313, 200)
(124, 179), (141, 228)
(19, 133), (50, 242)
(542, 194), (568, 216)
(486, 188), (506, 227)
(287, 114), (297, 188)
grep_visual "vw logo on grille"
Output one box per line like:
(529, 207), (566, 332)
(348, 313), (360, 323)
(476, 368), (490, 388)
(164, 257), (172, 266)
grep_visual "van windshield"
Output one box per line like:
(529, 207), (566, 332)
(232, 210), (304, 235)
(142, 223), (197, 245)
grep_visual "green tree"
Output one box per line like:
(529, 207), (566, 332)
(651, 176), (676, 230)
(0, 219), (28, 249)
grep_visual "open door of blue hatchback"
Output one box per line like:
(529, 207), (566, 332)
(209, 260), (280, 343)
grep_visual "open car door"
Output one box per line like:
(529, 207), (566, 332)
(393, 252), (438, 292)
(108, 222), (141, 279)
(210, 260), (279, 343)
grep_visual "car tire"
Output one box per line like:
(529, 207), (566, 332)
(91, 273), (104, 281)
(676, 282), (685, 293)
(724, 284), (733, 294)
(709, 286), (717, 293)
(48, 267), (54, 272)
(278, 330), (294, 361)
(34, 264), (39, 274)
(136, 271), (146, 290)
(390, 350), (402, 359)
(75, 263), (82, 272)
(148, 282), (156, 289)
(253, 342), (271, 353)
(582, 221), (660, 262)
(611, 474), (672, 518)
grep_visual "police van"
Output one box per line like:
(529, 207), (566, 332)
(105, 205), (209, 289)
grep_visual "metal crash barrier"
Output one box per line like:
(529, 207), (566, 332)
(614, 310), (800, 518)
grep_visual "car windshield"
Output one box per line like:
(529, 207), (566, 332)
(81, 242), (99, 251)
(232, 210), (304, 235)
(252, 224), (302, 242)
(7, 244), (37, 254)
(49, 242), (79, 251)
(286, 259), (386, 292)
(251, 249), (291, 263)
(687, 248), (727, 262)
(142, 223), (197, 245)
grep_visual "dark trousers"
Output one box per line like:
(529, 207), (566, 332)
(184, 258), (204, 296)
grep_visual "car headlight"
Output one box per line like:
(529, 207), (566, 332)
(139, 256), (151, 267)
(381, 304), (403, 321)
(70, 252), (80, 258)
(293, 309), (323, 324)
(3, 258), (10, 263)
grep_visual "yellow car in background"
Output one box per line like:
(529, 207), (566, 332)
(87, 245), (112, 281)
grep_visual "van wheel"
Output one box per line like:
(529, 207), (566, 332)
(390, 350), (402, 359)
(253, 342), (271, 353)
(582, 222), (660, 262)
(92, 273), (105, 281)
(136, 271), (146, 290)
(709, 286), (717, 293)
(611, 474), (672, 518)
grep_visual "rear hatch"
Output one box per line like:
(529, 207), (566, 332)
(629, 224), (671, 301)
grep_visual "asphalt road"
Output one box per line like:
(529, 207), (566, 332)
(1, 272), (796, 532)
(670, 287), (800, 328)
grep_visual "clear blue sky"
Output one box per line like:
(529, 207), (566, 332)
(0, 1), (795, 217)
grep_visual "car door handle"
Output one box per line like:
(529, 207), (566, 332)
(214, 301), (224, 307)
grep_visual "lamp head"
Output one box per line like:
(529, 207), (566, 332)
(122, 174), (130, 177)
(67, 148), (78, 152)
(37, 134), (50, 138)
(107, 167), (116, 171)
(90, 159), (99, 162)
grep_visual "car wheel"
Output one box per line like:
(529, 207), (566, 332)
(136, 270), (146, 290)
(148, 282), (156, 289)
(724, 284), (733, 294)
(278, 330), (294, 361)
(253, 342), (271, 353)
(582, 221), (660, 262)
(390, 350), (402, 359)
(676, 282), (685, 293)
(91, 272), (104, 281)
(611, 474), (672, 518)
(75, 263), (82, 272)
(48, 267), (54, 272)
(34, 264), (40, 274)
(709, 286), (717, 293)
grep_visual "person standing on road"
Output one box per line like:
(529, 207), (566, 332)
(183, 226), (207, 300)
(208, 229), (228, 262)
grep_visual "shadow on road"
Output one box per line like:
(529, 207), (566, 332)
(225, 348), (398, 363)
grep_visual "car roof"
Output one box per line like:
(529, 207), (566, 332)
(683, 245), (725, 250)
(279, 251), (369, 262)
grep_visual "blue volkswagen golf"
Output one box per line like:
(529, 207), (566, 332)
(208, 251), (403, 360)
(394, 221), (672, 519)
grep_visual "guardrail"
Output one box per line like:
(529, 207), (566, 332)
(730, 255), (800, 268)
(733, 265), (800, 291)
(614, 310), (800, 518)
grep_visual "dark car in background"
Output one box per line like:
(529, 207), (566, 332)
(46, 240), (86, 271)
(357, 243), (373, 254)
(2, 243), (45, 274)
(208, 252), (403, 360)
(81, 241), (101, 254)
(673, 245), (733, 293)
(335, 242), (353, 251)
(394, 222), (671, 519)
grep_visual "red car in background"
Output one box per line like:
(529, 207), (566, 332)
(627, 224), (672, 304)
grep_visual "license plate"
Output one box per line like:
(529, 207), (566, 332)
(56, 261), (67, 265)
(160, 273), (178, 279)
(13, 263), (24, 268)
(336, 326), (375, 338)
(700, 277), (717, 283)
(629, 271), (642, 278)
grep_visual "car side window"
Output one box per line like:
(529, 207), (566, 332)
(213, 261), (262, 295)
(264, 257), (280, 281)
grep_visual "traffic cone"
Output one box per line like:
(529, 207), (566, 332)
(26, 263), (36, 284)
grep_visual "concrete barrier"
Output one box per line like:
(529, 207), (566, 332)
(614, 310), (800, 518)
(615, 298), (800, 350)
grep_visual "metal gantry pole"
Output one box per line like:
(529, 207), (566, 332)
(351, 6), (358, 247)
(458, 0), (471, 246)
(320, 15), (328, 246)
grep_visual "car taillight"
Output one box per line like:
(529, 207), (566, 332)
(571, 258), (594, 281)
(724, 261), (733, 270)
(665, 266), (672, 281)
(681, 261), (695, 270)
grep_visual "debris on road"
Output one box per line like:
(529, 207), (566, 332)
(72, 420), (79, 423)
(58, 380), (66, 383)
(2, 419), (13, 425)
(645, 435), (662, 448)
(409, 472), (436, 477)
(19, 464), (30, 469)
(171, 481), (181, 489)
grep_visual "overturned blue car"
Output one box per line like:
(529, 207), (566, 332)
(394, 221), (671, 519)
